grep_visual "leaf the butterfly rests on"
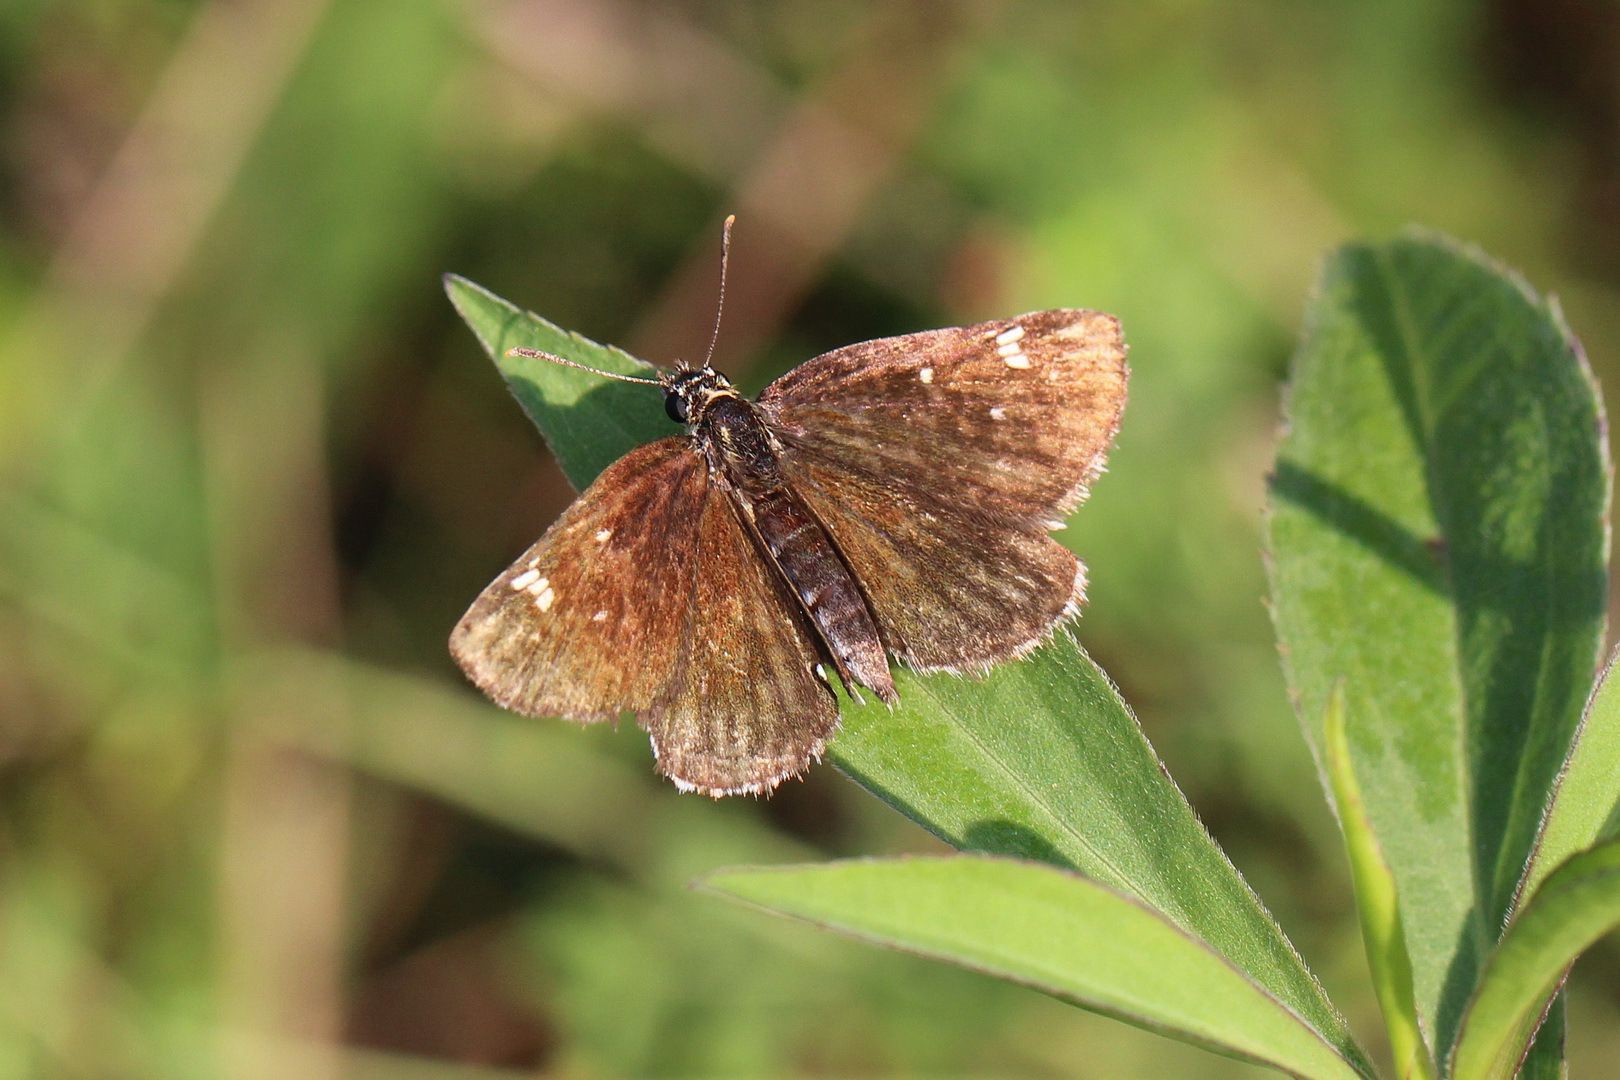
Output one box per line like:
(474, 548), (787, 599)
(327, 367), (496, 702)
(451, 307), (1128, 796)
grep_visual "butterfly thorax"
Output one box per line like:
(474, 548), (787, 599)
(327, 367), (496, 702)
(674, 371), (897, 706)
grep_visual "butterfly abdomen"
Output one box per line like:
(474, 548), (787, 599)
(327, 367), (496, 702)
(698, 394), (896, 705)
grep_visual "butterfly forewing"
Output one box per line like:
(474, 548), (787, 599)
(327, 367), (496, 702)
(757, 309), (1126, 672)
(451, 433), (836, 796)
(451, 437), (704, 720)
(759, 310), (1126, 521)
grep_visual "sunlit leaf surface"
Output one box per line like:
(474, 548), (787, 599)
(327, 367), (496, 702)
(1268, 230), (1610, 1057)
(707, 856), (1367, 1080)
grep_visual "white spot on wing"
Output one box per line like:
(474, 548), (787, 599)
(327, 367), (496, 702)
(595, 528), (612, 542)
(995, 325), (1026, 345)
(534, 585), (556, 612)
(989, 406), (1007, 420)
(919, 366), (933, 383)
(510, 568), (540, 591)
(525, 575), (549, 596)
(1002, 350), (1031, 369)
(592, 610), (607, 621)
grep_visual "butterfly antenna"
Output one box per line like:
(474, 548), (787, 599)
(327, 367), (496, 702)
(700, 214), (735, 371)
(504, 347), (663, 385)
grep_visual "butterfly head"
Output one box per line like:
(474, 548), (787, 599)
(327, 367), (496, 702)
(661, 365), (736, 425)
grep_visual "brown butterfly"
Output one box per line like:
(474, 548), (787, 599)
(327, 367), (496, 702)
(451, 225), (1127, 797)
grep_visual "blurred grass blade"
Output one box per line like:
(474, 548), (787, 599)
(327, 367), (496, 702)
(443, 273), (674, 492)
(1521, 646), (1620, 899)
(237, 649), (812, 885)
(1323, 684), (1437, 1080)
(705, 856), (1367, 1080)
(1267, 230), (1609, 1053)
(447, 280), (1372, 1078)
(240, 648), (664, 862)
(1449, 840), (1620, 1080)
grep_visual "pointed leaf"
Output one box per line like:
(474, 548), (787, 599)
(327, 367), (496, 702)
(706, 856), (1366, 1080)
(1512, 999), (1567, 1080)
(1522, 646), (1620, 899)
(443, 273), (674, 491)
(446, 279), (1370, 1078)
(1267, 230), (1609, 1051)
(830, 631), (1369, 1074)
(1450, 839), (1620, 1080)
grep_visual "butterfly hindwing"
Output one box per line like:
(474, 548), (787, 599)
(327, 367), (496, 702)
(774, 451), (1085, 672)
(757, 309), (1127, 672)
(450, 434), (836, 795)
(647, 477), (839, 795)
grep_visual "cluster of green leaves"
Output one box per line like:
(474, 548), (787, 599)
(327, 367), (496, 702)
(450, 228), (1620, 1080)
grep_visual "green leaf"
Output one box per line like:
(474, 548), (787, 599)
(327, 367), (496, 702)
(446, 278), (1371, 1079)
(1323, 684), (1437, 1080)
(1449, 839), (1620, 1080)
(830, 631), (1369, 1074)
(1523, 647), (1620, 899)
(1511, 998), (1567, 1080)
(443, 273), (675, 492)
(705, 856), (1367, 1080)
(1267, 230), (1609, 1052)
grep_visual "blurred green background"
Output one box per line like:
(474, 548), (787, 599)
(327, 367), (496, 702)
(2, 1), (1618, 1076)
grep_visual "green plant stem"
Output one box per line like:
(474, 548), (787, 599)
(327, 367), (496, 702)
(1325, 683), (1437, 1080)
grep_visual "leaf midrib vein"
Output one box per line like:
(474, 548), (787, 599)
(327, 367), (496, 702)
(906, 672), (1156, 919)
(1373, 246), (1491, 976)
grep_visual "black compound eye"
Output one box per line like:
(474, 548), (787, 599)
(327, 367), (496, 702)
(664, 390), (689, 423)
